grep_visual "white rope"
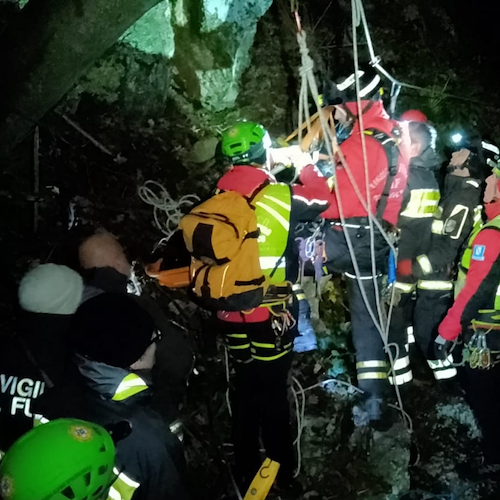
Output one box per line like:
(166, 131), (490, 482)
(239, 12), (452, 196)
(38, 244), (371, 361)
(224, 347), (232, 417)
(291, 376), (306, 478)
(294, 2), (413, 430)
(138, 180), (200, 242)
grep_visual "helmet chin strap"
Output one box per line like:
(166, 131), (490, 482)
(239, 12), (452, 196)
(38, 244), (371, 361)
(447, 152), (476, 173)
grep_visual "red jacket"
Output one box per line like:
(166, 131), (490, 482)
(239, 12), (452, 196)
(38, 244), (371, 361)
(439, 201), (500, 341)
(300, 100), (410, 226)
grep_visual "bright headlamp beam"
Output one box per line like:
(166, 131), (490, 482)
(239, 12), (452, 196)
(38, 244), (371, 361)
(451, 133), (463, 144)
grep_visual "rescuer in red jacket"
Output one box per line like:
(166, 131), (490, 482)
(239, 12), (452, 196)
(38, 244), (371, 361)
(436, 171), (500, 470)
(300, 67), (411, 427)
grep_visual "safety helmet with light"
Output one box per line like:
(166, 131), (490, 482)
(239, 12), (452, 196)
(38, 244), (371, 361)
(323, 65), (383, 105)
(447, 131), (498, 179)
(0, 418), (116, 500)
(220, 121), (272, 167)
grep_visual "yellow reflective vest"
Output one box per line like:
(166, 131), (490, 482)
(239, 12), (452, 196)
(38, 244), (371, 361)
(253, 184), (291, 284)
(456, 215), (500, 304)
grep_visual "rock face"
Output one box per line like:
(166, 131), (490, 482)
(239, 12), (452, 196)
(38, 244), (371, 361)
(106, 0), (273, 113)
(170, 0), (272, 111)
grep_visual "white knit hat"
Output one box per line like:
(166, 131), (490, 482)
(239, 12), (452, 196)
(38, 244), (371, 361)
(18, 264), (84, 315)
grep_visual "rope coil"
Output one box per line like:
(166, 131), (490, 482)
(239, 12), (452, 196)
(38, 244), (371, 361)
(138, 180), (200, 242)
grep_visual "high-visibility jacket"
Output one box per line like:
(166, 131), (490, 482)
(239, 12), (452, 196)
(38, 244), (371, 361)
(254, 183), (291, 283)
(439, 213), (500, 341)
(413, 174), (482, 279)
(397, 147), (441, 263)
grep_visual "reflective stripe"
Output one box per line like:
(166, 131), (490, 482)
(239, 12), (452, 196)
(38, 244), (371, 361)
(252, 350), (291, 362)
(227, 343), (251, 350)
(416, 254), (433, 275)
(296, 293), (306, 300)
(33, 414), (50, 427)
(259, 256), (286, 270)
(407, 327), (416, 344)
(395, 281), (415, 293)
(400, 189), (440, 218)
(393, 355), (410, 370)
(433, 367), (458, 380)
(428, 354), (454, 369)
(356, 360), (388, 368)
(112, 373), (148, 402)
(466, 179), (480, 188)
(345, 272), (382, 280)
(495, 285), (500, 310)
(292, 284), (302, 291)
(262, 194), (291, 211)
(431, 220), (444, 235)
(109, 468), (140, 500)
(251, 341), (276, 349)
(108, 487), (121, 500)
(447, 204), (469, 240)
(227, 333), (248, 339)
(417, 280), (453, 291)
(293, 194), (328, 206)
(357, 372), (388, 380)
(255, 201), (290, 231)
(389, 371), (413, 385)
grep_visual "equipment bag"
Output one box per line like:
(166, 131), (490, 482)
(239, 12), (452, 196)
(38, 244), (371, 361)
(179, 190), (269, 311)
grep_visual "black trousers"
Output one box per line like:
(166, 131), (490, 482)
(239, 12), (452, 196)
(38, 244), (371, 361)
(460, 364), (500, 464)
(232, 353), (295, 485)
(389, 275), (456, 381)
(324, 222), (391, 399)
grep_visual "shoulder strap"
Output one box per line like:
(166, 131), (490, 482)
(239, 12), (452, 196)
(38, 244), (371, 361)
(247, 178), (271, 204)
(364, 126), (402, 220)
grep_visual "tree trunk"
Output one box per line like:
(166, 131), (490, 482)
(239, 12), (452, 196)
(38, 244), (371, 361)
(0, 0), (162, 153)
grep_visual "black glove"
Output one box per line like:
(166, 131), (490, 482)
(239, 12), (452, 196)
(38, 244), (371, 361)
(433, 334), (453, 361)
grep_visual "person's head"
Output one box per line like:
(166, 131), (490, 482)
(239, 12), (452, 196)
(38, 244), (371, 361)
(72, 293), (159, 371)
(323, 66), (384, 124)
(18, 264), (83, 315)
(447, 148), (472, 177)
(220, 121), (272, 169)
(484, 173), (500, 204)
(400, 109), (427, 123)
(0, 418), (115, 500)
(79, 232), (132, 278)
(408, 121), (437, 158)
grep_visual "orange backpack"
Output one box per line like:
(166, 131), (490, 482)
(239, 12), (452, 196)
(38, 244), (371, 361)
(179, 190), (270, 311)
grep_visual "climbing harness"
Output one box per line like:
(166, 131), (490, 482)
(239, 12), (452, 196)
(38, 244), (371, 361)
(296, 224), (326, 284)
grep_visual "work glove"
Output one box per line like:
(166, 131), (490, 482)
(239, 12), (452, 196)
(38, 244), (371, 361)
(433, 334), (453, 361)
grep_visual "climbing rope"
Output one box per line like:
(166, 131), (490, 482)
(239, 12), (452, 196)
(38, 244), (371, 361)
(292, 0), (412, 430)
(137, 180), (200, 243)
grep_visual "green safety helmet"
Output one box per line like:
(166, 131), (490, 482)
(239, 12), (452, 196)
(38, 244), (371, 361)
(220, 121), (271, 166)
(0, 418), (116, 500)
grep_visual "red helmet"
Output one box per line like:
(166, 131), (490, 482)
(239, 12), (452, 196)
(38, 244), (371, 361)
(400, 109), (427, 123)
